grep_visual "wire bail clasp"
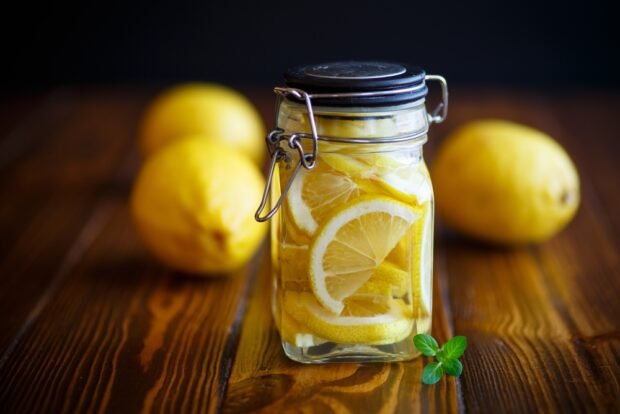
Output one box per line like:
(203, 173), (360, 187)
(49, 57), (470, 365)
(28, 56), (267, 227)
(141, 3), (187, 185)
(254, 88), (320, 222)
(425, 75), (449, 124)
(254, 75), (449, 222)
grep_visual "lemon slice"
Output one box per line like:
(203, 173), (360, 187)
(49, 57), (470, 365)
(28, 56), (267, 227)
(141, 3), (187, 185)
(416, 206), (433, 316)
(321, 153), (373, 178)
(282, 204), (311, 245)
(285, 291), (413, 345)
(375, 163), (432, 205)
(279, 307), (326, 347)
(372, 260), (409, 297)
(321, 152), (404, 178)
(279, 242), (410, 297)
(286, 166), (369, 235)
(384, 202), (433, 315)
(309, 196), (419, 314)
(322, 152), (432, 206)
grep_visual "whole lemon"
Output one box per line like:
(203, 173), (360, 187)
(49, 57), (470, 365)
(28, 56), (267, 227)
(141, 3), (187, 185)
(131, 137), (267, 274)
(432, 119), (580, 245)
(140, 83), (265, 165)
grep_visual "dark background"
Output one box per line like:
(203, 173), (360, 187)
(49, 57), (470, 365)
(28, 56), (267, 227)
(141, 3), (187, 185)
(2, 0), (618, 92)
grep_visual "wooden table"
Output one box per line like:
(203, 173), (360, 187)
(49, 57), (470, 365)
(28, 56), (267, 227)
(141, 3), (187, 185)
(0, 87), (618, 413)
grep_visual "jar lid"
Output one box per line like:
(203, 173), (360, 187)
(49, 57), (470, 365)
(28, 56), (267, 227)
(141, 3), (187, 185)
(283, 61), (427, 107)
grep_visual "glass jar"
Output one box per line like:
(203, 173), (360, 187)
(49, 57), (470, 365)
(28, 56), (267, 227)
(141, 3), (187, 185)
(255, 61), (448, 363)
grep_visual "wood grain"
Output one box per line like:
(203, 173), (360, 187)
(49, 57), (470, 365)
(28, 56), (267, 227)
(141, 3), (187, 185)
(0, 89), (148, 356)
(0, 87), (618, 413)
(0, 200), (261, 413)
(432, 90), (620, 413)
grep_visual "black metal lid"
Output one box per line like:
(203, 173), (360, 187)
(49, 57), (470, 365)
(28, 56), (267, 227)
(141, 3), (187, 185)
(283, 61), (427, 107)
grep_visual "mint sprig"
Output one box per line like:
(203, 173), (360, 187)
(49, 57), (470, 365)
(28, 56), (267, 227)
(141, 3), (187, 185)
(414, 334), (467, 384)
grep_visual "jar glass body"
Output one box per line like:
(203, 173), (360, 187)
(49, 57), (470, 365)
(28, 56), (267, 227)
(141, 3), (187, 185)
(271, 98), (434, 363)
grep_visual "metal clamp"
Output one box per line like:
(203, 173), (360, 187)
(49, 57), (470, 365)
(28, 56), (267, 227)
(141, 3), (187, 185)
(256, 125), (319, 222)
(255, 76), (448, 222)
(255, 147), (304, 222)
(425, 75), (449, 124)
(274, 87), (319, 169)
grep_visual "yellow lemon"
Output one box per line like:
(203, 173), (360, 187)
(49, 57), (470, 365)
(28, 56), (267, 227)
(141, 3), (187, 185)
(140, 83), (265, 165)
(131, 137), (267, 274)
(432, 119), (580, 244)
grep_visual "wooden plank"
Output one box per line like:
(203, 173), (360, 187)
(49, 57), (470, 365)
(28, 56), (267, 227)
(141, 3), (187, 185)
(0, 86), (271, 413)
(1, 88), (619, 413)
(0, 198), (261, 413)
(221, 245), (460, 413)
(497, 92), (620, 336)
(432, 91), (620, 412)
(440, 241), (618, 412)
(533, 94), (620, 412)
(0, 89), (149, 356)
(0, 93), (48, 152)
(548, 92), (620, 242)
(427, 89), (620, 332)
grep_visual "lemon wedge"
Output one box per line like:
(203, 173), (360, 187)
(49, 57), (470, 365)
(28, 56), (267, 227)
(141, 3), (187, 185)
(309, 196), (419, 314)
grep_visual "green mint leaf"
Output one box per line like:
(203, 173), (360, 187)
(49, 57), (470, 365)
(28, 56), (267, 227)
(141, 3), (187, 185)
(422, 362), (443, 384)
(435, 350), (461, 375)
(414, 334), (440, 357)
(435, 350), (450, 365)
(442, 336), (467, 359)
(440, 357), (463, 377)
